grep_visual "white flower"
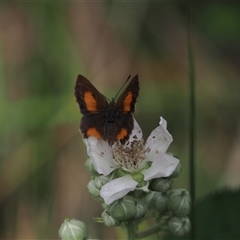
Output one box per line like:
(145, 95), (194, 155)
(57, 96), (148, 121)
(83, 117), (179, 205)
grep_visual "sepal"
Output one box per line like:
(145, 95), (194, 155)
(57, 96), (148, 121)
(133, 200), (146, 220)
(101, 210), (121, 227)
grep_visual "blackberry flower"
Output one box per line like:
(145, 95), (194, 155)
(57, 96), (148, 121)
(84, 117), (179, 204)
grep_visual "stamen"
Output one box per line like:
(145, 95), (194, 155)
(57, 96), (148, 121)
(112, 139), (149, 172)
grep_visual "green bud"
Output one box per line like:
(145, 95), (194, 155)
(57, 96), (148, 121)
(151, 192), (168, 213)
(142, 191), (155, 209)
(87, 179), (102, 202)
(150, 178), (173, 192)
(87, 179), (99, 196)
(108, 195), (137, 221)
(168, 216), (191, 237)
(168, 189), (191, 217)
(59, 218), (89, 240)
(85, 158), (98, 175)
(170, 162), (182, 178)
(133, 200), (146, 220)
(101, 210), (121, 227)
(132, 172), (144, 183)
(94, 175), (110, 189)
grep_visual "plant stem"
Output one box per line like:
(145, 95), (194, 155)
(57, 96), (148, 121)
(126, 222), (137, 240)
(188, 2), (196, 240)
(137, 224), (161, 239)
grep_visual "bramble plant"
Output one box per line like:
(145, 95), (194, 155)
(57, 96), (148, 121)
(59, 117), (191, 239)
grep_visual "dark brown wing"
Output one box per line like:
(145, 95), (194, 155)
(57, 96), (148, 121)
(116, 75), (139, 113)
(74, 74), (108, 114)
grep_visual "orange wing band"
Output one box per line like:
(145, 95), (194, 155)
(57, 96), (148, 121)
(84, 91), (97, 111)
(86, 128), (101, 139)
(117, 128), (128, 140)
(122, 92), (133, 111)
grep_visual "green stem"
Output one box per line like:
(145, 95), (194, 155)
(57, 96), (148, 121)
(126, 222), (137, 240)
(137, 224), (161, 239)
(137, 218), (169, 239)
(188, 3), (196, 240)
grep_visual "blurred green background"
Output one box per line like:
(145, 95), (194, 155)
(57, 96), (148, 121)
(1, 2), (240, 239)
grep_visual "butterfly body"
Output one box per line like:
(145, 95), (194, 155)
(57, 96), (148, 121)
(74, 74), (139, 145)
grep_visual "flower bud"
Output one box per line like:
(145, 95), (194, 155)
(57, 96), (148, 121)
(142, 191), (155, 209)
(87, 179), (102, 202)
(101, 210), (121, 227)
(168, 216), (191, 237)
(59, 218), (89, 240)
(151, 192), (168, 213)
(107, 195), (137, 221)
(168, 189), (191, 217)
(94, 175), (110, 189)
(133, 200), (146, 220)
(85, 158), (98, 175)
(150, 178), (173, 192)
(170, 162), (182, 178)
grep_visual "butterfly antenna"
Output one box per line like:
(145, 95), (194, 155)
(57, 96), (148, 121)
(105, 95), (110, 102)
(114, 75), (131, 100)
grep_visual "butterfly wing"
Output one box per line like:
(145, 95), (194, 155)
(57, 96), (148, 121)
(74, 74), (108, 114)
(117, 74), (139, 113)
(114, 75), (140, 143)
(74, 74), (108, 139)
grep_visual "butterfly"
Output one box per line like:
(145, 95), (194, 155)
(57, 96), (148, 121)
(74, 74), (139, 145)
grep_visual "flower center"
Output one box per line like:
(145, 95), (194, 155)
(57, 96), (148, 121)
(112, 139), (150, 172)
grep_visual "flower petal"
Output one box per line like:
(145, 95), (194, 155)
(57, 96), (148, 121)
(127, 117), (143, 142)
(142, 152), (179, 180)
(145, 117), (173, 157)
(83, 137), (118, 175)
(100, 175), (138, 205)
